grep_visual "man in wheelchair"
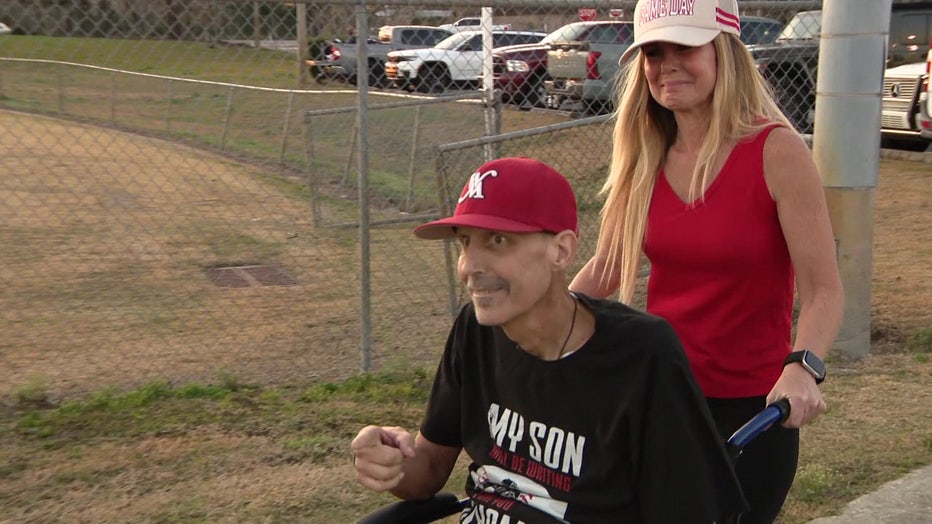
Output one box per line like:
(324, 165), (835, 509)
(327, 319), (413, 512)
(352, 157), (747, 523)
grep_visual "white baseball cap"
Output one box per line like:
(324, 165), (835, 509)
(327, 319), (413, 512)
(620, 0), (741, 63)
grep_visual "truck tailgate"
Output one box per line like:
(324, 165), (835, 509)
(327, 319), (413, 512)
(547, 42), (590, 79)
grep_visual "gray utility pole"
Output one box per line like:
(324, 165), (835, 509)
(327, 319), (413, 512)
(815, 0), (892, 358)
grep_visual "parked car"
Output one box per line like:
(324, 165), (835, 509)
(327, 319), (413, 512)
(310, 25), (452, 87)
(740, 16), (784, 46)
(888, 6), (932, 67)
(438, 17), (511, 33)
(543, 22), (634, 113)
(386, 30), (547, 93)
(489, 21), (633, 109)
(881, 59), (931, 149)
(750, 4), (932, 133)
(0, 22), (11, 35)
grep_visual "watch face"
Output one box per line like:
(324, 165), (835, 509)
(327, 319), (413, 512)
(802, 351), (826, 378)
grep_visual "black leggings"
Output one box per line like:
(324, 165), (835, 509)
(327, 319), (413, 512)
(707, 396), (799, 524)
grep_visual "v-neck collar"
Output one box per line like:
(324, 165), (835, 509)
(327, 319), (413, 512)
(659, 143), (740, 208)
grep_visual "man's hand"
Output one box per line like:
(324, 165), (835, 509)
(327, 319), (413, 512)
(351, 425), (417, 492)
(767, 364), (826, 428)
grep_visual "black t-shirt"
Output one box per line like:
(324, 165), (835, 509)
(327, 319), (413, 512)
(421, 294), (747, 523)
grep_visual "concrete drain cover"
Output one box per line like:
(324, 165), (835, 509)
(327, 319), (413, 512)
(206, 265), (298, 288)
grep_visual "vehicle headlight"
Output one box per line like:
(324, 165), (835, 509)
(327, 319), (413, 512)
(505, 60), (530, 73)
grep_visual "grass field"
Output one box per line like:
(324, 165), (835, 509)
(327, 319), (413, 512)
(0, 36), (930, 523)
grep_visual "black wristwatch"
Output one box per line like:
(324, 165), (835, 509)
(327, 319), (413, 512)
(783, 350), (826, 384)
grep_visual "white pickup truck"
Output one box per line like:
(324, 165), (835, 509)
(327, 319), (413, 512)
(386, 30), (546, 93)
(437, 17), (511, 33)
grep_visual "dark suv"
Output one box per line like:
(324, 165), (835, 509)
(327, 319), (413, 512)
(487, 21), (632, 109)
(750, 3), (932, 133)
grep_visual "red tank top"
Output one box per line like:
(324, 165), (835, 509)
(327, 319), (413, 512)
(644, 125), (794, 398)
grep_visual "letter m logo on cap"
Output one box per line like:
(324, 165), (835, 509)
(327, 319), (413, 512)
(459, 169), (499, 203)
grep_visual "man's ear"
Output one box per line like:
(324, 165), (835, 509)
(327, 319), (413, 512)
(551, 230), (578, 271)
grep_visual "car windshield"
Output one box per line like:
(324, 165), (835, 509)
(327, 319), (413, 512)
(434, 32), (476, 50)
(741, 19), (783, 45)
(541, 23), (590, 44)
(777, 11), (821, 40)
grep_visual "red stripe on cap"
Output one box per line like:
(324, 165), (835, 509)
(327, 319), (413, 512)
(716, 14), (740, 32)
(715, 7), (739, 24)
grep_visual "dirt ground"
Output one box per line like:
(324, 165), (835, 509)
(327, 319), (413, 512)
(0, 109), (457, 402)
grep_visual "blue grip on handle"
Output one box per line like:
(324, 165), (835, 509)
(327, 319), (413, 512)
(726, 398), (791, 449)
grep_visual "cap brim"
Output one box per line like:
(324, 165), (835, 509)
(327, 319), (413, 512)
(414, 214), (544, 240)
(619, 26), (721, 64)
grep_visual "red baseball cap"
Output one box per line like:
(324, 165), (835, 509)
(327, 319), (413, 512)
(413, 157), (578, 240)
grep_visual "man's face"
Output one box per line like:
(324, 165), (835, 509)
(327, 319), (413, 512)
(455, 227), (556, 326)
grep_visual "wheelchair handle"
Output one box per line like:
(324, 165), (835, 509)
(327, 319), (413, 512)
(356, 491), (467, 524)
(725, 398), (791, 458)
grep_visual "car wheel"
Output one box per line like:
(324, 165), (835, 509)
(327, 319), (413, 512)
(523, 73), (547, 109)
(582, 98), (608, 115)
(418, 64), (450, 94)
(368, 59), (385, 88)
(545, 93), (564, 110)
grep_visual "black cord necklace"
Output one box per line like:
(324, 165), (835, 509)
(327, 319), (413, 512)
(557, 295), (578, 360)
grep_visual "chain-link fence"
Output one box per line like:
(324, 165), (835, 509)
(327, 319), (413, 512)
(0, 0), (841, 401)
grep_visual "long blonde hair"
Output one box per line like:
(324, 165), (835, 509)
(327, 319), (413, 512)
(598, 33), (793, 303)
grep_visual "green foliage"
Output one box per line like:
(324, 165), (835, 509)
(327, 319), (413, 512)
(175, 383), (234, 400)
(282, 435), (338, 462)
(17, 412), (55, 439)
(8, 371), (431, 449)
(14, 380), (243, 441)
(299, 369), (431, 403)
(792, 463), (837, 503)
(217, 371), (243, 391)
(14, 375), (50, 407)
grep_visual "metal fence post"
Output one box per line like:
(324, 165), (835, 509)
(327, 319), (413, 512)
(110, 71), (117, 126)
(57, 67), (64, 114)
(343, 123), (357, 186)
(434, 153), (460, 318)
(280, 91), (296, 164)
(303, 114), (323, 228)
(253, 0), (261, 49)
(296, 2), (309, 87)
(165, 79), (173, 133)
(355, 2), (373, 372)
(481, 7), (496, 162)
(404, 104), (423, 211)
(816, 0), (893, 358)
(220, 85), (235, 150)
